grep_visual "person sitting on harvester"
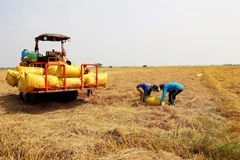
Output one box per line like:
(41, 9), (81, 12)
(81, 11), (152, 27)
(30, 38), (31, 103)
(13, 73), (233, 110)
(136, 83), (159, 102)
(19, 49), (29, 66)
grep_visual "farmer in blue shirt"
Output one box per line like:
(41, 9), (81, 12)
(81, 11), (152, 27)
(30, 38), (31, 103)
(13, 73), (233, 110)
(136, 83), (159, 102)
(159, 82), (184, 106)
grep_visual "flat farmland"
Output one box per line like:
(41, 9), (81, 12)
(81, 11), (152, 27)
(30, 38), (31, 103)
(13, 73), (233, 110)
(0, 66), (239, 160)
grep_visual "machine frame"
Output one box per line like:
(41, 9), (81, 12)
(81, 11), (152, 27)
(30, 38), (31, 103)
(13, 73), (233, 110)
(19, 33), (99, 104)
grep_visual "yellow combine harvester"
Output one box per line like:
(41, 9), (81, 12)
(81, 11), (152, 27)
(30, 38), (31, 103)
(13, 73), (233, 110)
(6, 33), (107, 104)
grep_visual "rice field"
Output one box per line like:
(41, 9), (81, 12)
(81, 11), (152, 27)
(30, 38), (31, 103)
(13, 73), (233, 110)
(0, 66), (239, 160)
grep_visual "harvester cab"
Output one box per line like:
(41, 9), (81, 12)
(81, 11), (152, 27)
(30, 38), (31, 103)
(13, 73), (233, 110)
(34, 33), (70, 64)
(6, 33), (108, 105)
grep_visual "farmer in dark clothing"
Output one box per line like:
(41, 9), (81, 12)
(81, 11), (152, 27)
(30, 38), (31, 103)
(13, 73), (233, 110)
(83, 65), (93, 97)
(136, 83), (159, 102)
(159, 82), (184, 106)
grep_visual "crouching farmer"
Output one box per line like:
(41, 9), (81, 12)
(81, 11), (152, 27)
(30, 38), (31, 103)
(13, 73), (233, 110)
(136, 83), (159, 102)
(159, 82), (184, 106)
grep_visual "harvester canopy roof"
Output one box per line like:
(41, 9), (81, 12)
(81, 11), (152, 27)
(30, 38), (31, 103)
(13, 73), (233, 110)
(35, 33), (71, 41)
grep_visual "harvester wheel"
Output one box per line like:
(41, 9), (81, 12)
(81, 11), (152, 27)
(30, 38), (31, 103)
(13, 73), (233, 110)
(24, 93), (42, 105)
(56, 91), (78, 102)
(19, 91), (24, 102)
(24, 93), (35, 105)
(68, 90), (79, 101)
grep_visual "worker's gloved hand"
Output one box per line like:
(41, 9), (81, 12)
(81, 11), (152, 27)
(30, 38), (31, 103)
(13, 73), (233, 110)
(160, 102), (165, 106)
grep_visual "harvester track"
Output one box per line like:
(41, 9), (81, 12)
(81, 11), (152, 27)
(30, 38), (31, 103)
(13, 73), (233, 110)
(20, 91), (79, 105)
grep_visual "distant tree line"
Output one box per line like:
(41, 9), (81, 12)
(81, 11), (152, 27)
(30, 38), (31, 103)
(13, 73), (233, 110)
(223, 64), (240, 66)
(0, 67), (15, 70)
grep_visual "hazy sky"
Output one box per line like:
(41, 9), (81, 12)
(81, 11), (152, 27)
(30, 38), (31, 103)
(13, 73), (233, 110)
(0, 0), (240, 67)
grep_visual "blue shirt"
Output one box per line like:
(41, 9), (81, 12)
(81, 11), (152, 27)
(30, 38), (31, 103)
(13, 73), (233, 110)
(137, 83), (152, 102)
(160, 82), (184, 103)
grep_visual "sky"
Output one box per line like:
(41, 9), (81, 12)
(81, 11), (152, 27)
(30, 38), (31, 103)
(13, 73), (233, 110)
(0, 0), (240, 67)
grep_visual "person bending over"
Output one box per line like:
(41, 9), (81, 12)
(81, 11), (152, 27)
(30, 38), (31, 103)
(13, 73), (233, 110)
(136, 83), (159, 102)
(159, 82), (184, 106)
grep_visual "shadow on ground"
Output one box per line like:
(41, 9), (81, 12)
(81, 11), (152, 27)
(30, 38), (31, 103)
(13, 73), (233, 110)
(0, 93), (89, 114)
